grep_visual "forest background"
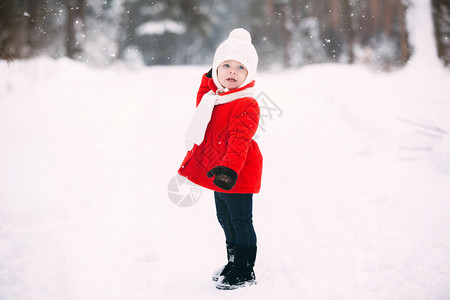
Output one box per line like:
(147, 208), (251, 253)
(1, 0), (450, 71)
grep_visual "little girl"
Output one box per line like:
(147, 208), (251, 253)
(178, 28), (262, 290)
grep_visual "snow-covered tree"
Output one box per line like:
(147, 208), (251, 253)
(0, 0), (65, 59)
(129, 0), (214, 65)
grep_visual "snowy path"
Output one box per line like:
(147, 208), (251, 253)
(1, 58), (450, 300)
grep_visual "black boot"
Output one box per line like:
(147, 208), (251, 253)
(215, 245), (257, 290)
(212, 242), (235, 281)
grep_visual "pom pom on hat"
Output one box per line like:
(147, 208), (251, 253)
(229, 28), (252, 42)
(212, 28), (258, 90)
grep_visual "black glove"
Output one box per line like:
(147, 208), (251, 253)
(205, 68), (213, 78)
(207, 166), (238, 191)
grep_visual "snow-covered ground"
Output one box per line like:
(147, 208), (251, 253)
(1, 60), (450, 300)
(1, 3), (450, 300)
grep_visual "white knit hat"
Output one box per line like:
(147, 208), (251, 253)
(212, 28), (258, 90)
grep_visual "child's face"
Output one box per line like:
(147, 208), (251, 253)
(217, 60), (248, 90)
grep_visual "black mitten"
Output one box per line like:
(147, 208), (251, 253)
(207, 166), (238, 191)
(205, 68), (213, 78)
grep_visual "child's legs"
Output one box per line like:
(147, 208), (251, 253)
(215, 192), (236, 244)
(215, 192), (257, 247)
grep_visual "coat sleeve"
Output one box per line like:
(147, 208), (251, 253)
(196, 73), (213, 107)
(220, 98), (260, 174)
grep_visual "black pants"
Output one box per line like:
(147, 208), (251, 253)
(214, 192), (257, 246)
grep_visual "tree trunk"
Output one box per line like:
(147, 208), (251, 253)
(343, 0), (354, 63)
(280, 2), (292, 68)
(384, 1), (393, 37)
(65, 0), (85, 59)
(0, 0), (31, 59)
(432, 0), (450, 66)
(399, 1), (411, 64)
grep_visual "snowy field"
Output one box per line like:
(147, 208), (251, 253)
(2, 4), (450, 300)
(1, 59), (450, 300)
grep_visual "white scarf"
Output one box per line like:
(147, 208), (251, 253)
(185, 87), (256, 150)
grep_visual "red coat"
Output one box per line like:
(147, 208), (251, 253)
(178, 73), (263, 194)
